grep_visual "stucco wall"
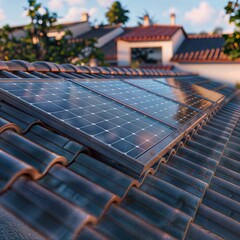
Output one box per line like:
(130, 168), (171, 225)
(174, 63), (240, 86)
(117, 40), (173, 66)
(117, 29), (185, 66)
(171, 29), (186, 54)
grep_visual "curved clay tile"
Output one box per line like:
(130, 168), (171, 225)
(33, 61), (60, 72)
(0, 61), (9, 71)
(0, 177), (97, 239)
(39, 164), (121, 219)
(11, 60), (35, 72)
(0, 117), (20, 134)
(0, 130), (67, 175)
(68, 153), (140, 199)
(0, 150), (38, 193)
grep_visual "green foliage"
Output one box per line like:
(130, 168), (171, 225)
(223, 1), (240, 59)
(105, 1), (129, 26)
(0, 0), (105, 65)
(137, 10), (157, 26)
(213, 27), (223, 34)
(236, 82), (240, 89)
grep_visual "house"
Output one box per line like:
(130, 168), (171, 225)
(1, 13), (240, 84)
(171, 34), (240, 85)
(5, 13), (91, 40)
(0, 59), (240, 239)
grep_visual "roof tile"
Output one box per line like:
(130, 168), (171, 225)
(118, 25), (182, 42)
(0, 59), (240, 239)
(172, 35), (240, 63)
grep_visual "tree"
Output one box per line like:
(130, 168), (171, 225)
(0, 0), (105, 65)
(105, 1), (129, 26)
(223, 1), (240, 59)
(137, 10), (157, 26)
(24, 0), (58, 59)
(213, 27), (223, 34)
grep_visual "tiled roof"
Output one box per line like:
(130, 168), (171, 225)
(118, 25), (183, 41)
(100, 28), (133, 61)
(75, 26), (118, 40)
(101, 38), (117, 61)
(172, 34), (240, 63)
(0, 60), (192, 78)
(0, 60), (240, 240)
(0, 20), (87, 32)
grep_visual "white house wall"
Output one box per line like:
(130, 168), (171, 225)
(174, 63), (240, 86)
(117, 40), (173, 66)
(96, 27), (124, 48)
(171, 29), (186, 54)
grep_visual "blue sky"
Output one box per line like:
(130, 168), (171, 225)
(0, 0), (234, 33)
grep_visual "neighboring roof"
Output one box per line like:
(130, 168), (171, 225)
(118, 25), (184, 41)
(0, 60), (240, 240)
(0, 20), (87, 32)
(100, 28), (133, 61)
(101, 38), (117, 61)
(75, 25), (118, 40)
(172, 34), (240, 63)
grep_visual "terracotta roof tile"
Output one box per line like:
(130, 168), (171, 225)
(0, 60), (240, 239)
(172, 35), (240, 63)
(118, 25), (183, 41)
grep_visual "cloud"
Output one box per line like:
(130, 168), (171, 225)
(48, 0), (86, 11)
(59, 7), (97, 23)
(163, 7), (178, 18)
(67, 0), (86, 5)
(97, 0), (114, 7)
(214, 9), (234, 33)
(184, 2), (215, 26)
(0, 8), (6, 21)
(22, 10), (28, 18)
(38, 7), (47, 15)
(183, 2), (234, 33)
(48, 0), (64, 10)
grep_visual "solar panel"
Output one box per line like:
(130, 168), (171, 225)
(155, 78), (224, 102)
(124, 79), (212, 110)
(78, 80), (199, 127)
(0, 79), (175, 173)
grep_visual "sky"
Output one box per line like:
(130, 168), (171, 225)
(0, 0), (235, 33)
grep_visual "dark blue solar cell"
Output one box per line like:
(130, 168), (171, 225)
(34, 102), (64, 112)
(95, 131), (121, 145)
(111, 140), (136, 153)
(81, 125), (105, 135)
(96, 120), (116, 130)
(64, 117), (92, 127)
(52, 110), (77, 120)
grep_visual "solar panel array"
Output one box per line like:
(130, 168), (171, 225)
(78, 80), (200, 127)
(0, 80), (173, 160)
(124, 79), (212, 110)
(0, 76), (224, 174)
(155, 78), (224, 102)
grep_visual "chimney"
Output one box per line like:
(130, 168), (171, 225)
(81, 12), (89, 22)
(143, 15), (150, 27)
(170, 13), (176, 25)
